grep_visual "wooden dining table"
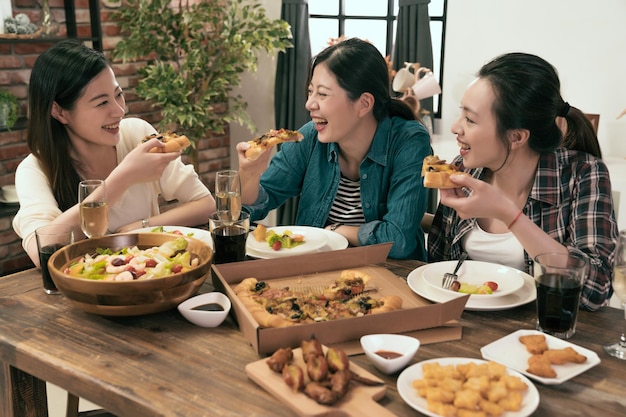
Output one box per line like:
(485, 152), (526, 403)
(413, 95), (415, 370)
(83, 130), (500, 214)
(1, 258), (625, 417)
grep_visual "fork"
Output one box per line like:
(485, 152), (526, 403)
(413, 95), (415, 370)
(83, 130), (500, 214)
(442, 252), (468, 290)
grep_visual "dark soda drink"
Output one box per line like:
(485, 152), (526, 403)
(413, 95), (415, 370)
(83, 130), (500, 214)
(212, 225), (247, 263)
(536, 273), (582, 335)
(39, 243), (63, 294)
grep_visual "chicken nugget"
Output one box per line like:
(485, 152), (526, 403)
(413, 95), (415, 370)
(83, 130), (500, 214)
(527, 354), (556, 378)
(427, 401), (457, 417)
(519, 334), (549, 354)
(454, 389), (482, 410)
(480, 399), (504, 417)
(498, 390), (523, 411)
(543, 347), (587, 365)
(486, 380), (509, 403)
(425, 387), (456, 404)
(486, 361), (507, 380)
(500, 374), (528, 391)
(463, 375), (490, 394)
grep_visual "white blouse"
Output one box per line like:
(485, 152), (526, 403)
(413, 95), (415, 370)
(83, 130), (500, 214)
(462, 222), (526, 271)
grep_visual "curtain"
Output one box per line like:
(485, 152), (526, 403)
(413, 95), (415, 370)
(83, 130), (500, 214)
(275, 0), (312, 225)
(393, 0), (437, 214)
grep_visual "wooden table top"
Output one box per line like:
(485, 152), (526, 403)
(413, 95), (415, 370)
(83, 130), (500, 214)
(1, 259), (625, 417)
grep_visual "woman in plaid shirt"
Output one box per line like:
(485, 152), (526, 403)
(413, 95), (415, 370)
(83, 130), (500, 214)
(428, 52), (617, 311)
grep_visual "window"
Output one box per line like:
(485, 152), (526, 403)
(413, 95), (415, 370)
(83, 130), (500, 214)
(308, 0), (447, 118)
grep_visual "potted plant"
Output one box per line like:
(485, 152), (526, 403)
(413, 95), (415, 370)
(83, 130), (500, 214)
(0, 90), (18, 131)
(111, 0), (292, 168)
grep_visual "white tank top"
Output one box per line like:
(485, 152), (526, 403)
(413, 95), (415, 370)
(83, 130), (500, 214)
(462, 223), (526, 271)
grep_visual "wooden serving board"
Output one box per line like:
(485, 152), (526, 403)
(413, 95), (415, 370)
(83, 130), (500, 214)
(245, 347), (396, 417)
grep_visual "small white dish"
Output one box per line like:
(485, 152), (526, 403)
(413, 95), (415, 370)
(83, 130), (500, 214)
(480, 329), (601, 385)
(360, 334), (420, 374)
(177, 292), (231, 327)
(422, 260), (526, 298)
(246, 226), (329, 257)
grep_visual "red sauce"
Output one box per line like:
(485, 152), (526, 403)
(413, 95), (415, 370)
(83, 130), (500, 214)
(374, 350), (402, 360)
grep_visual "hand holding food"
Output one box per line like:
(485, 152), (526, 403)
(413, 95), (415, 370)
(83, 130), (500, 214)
(245, 128), (303, 160)
(421, 155), (470, 188)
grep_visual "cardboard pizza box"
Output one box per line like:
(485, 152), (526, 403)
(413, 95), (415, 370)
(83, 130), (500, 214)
(212, 243), (467, 355)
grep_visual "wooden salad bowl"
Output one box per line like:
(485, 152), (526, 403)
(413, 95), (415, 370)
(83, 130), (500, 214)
(48, 233), (212, 316)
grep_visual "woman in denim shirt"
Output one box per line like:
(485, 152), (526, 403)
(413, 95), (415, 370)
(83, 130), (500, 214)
(238, 38), (432, 260)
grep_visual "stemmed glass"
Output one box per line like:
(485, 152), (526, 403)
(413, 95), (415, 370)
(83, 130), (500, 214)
(78, 179), (109, 238)
(215, 170), (242, 222)
(605, 229), (626, 359)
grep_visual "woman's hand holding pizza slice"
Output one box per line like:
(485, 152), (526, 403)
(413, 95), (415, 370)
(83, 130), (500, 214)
(244, 128), (304, 160)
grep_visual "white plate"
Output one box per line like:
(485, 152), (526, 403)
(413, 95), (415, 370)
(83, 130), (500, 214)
(407, 264), (536, 311)
(246, 228), (348, 259)
(480, 329), (601, 385)
(0, 195), (18, 204)
(129, 226), (213, 248)
(246, 226), (330, 258)
(397, 357), (540, 417)
(422, 260), (526, 299)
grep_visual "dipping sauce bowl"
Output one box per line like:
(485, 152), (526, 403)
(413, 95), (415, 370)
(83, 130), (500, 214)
(360, 334), (420, 374)
(178, 292), (231, 327)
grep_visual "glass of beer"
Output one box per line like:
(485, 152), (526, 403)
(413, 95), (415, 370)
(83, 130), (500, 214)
(215, 170), (242, 223)
(533, 252), (588, 339)
(78, 179), (109, 238)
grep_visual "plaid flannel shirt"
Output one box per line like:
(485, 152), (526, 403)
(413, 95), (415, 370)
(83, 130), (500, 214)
(428, 148), (618, 311)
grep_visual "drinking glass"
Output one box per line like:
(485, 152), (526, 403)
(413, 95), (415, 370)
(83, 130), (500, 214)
(35, 224), (74, 294)
(78, 179), (109, 238)
(533, 252), (588, 339)
(215, 170), (242, 222)
(604, 229), (626, 359)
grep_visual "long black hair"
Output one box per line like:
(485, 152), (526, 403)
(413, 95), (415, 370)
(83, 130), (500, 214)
(478, 52), (601, 160)
(308, 38), (415, 121)
(27, 40), (110, 211)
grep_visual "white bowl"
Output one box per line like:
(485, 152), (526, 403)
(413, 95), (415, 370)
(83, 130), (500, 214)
(422, 260), (526, 298)
(360, 334), (420, 374)
(177, 292), (231, 327)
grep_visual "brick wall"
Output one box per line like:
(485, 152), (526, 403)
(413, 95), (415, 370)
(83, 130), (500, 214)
(0, 0), (232, 275)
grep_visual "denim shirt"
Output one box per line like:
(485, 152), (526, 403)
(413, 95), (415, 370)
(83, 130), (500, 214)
(244, 116), (432, 260)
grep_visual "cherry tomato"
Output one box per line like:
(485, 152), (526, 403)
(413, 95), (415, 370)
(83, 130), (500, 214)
(145, 259), (157, 268)
(483, 281), (498, 292)
(272, 241), (282, 251)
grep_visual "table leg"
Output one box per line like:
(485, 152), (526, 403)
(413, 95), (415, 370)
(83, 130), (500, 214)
(1, 362), (49, 417)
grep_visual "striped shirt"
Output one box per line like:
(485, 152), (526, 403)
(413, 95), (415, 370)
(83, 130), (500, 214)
(428, 148), (618, 311)
(326, 175), (366, 225)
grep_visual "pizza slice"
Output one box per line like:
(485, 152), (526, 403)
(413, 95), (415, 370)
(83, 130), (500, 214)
(422, 155), (470, 189)
(245, 128), (304, 160)
(144, 131), (191, 153)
